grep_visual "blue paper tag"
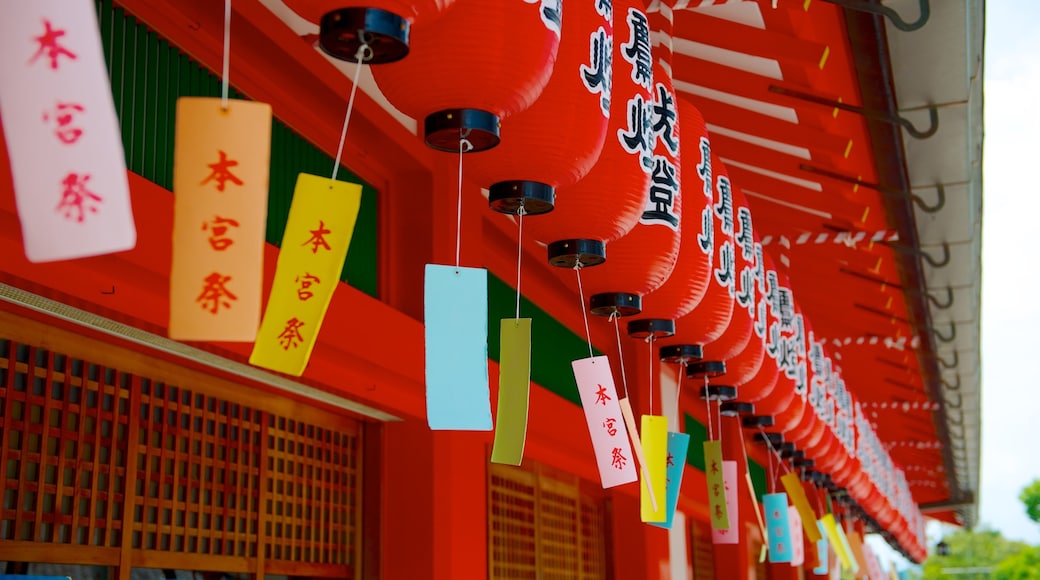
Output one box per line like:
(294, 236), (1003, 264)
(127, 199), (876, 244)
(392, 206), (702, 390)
(424, 264), (492, 430)
(650, 432), (691, 529)
(813, 519), (829, 574)
(764, 492), (793, 563)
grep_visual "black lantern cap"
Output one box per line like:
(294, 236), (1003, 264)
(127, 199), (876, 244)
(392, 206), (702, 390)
(628, 318), (675, 339)
(793, 457), (815, 469)
(699, 385), (737, 402)
(753, 432), (784, 446)
(590, 292), (641, 317)
(742, 415), (774, 428)
(687, 360), (726, 379)
(720, 401), (753, 417)
(779, 443), (797, 458)
(488, 180), (555, 215)
(659, 344), (702, 364)
(319, 8), (409, 64)
(547, 239), (605, 269)
(424, 108), (500, 152)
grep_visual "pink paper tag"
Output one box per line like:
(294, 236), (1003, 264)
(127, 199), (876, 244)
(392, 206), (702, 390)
(711, 460), (740, 544)
(0, 0), (135, 262)
(572, 356), (638, 488)
(789, 506), (805, 567)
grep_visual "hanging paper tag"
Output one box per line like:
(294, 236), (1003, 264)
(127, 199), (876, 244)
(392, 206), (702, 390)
(249, 174), (360, 375)
(424, 264), (492, 430)
(650, 432), (691, 529)
(170, 97), (272, 341)
(789, 506), (805, 567)
(781, 471), (822, 543)
(491, 318), (532, 464)
(704, 440), (729, 531)
(835, 520), (859, 573)
(863, 543), (884, 579)
(847, 527), (869, 574)
(0, 0), (136, 262)
(572, 356), (638, 487)
(764, 493), (793, 563)
(619, 397), (656, 509)
(640, 415), (668, 523)
(812, 520), (829, 575)
(711, 460), (740, 544)
(820, 514), (852, 571)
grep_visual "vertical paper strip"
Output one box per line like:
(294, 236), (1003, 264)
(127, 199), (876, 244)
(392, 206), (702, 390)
(704, 440), (729, 530)
(820, 514), (852, 570)
(424, 264), (492, 430)
(572, 356), (638, 487)
(812, 520), (829, 575)
(711, 461), (740, 544)
(781, 471), (823, 543)
(650, 432), (691, 529)
(835, 520), (859, 573)
(745, 472), (767, 541)
(491, 318), (532, 465)
(619, 397), (656, 508)
(764, 493), (793, 563)
(249, 174), (360, 375)
(789, 506), (805, 567)
(640, 415), (668, 522)
(847, 528), (869, 574)
(0, 0), (136, 262)
(863, 541), (884, 580)
(170, 97), (272, 341)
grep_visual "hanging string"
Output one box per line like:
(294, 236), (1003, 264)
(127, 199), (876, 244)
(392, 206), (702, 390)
(454, 137), (473, 270)
(704, 377), (714, 441)
(575, 266), (594, 359)
(764, 431), (776, 493)
(221, 0), (231, 110)
(331, 44), (370, 182)
(646, 335), (655, 416)
(715, 393), (724, 446)
(515, 207), (525, 321)
(611, 313), (630, 398)
(674, 362), (685, 426)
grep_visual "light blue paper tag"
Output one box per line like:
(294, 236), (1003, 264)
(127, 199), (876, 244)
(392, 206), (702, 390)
(813, 519), (829, 574)
(424, 264), (491, 430)
(764, 492), (794, 563)
(650, 432), (691, 529)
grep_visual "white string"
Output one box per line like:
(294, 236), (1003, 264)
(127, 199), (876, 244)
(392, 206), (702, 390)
(455, 138), (465, 270)
(716, 394), (723, 446)
(515, 208), (525, 320)
(674, 362), (685, 424)
(221, 0), (231, 110)
(704, 377), (713, 441)
(647, 336), (655, 416)
(612, 313), (630, 398)
(331, 45), (369, 182)
(575, 266), (594, 359)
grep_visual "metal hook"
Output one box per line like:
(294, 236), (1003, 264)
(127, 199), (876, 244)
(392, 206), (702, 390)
(796, 165), (947, 212)
(941, 373), (961, 391)
(820, 0), (930, 32)
(913, 183), (946, 213)
(936, 350), (959, 369)
(931, 320), (957, 344)
(918, 241), (951, 269)
(774, 87), (939, 139)
(944, 391), (962, 409)
(926, 286), (954, 310)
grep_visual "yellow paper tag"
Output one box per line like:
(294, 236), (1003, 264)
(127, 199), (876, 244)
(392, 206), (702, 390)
(170, 97), (272, 341)
(640, 415), (668, 523)
(820, 514), (852, 571)
(781, 472), (822, 543)
(249, 174), (361, 374)
(491, 318), (532, 465)
(704, 440), (729, 530)
(619, 397), (657, 510)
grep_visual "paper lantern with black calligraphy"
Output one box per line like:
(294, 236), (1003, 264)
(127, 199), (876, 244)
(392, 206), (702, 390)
(283, 0), (455, 64)
(527, 0), (653, 265)
(719, 240), (770, 388)
(371, 0), (560, 151)
(469, 0), (613, 215)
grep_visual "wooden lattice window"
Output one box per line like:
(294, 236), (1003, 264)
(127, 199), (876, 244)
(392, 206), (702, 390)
(0, 312), (363, 578)
(689, 517), (715, 579)
(488, 461), (610, 580)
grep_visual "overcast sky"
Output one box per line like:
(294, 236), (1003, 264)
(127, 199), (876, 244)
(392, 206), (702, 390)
(977, 0), (1040, 547)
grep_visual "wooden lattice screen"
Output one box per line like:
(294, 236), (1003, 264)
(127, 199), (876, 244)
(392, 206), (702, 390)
(0, 311), (362, 578)
(488, 461), (609, 580)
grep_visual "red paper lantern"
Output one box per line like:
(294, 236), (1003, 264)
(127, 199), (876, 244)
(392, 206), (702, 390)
(469, 0), (613, 215)
(372, 0), (561, 150)
(283, 0), (455, 63)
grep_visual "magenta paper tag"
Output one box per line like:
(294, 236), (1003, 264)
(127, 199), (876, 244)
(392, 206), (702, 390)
(572, 356), (638, 488)
(789, 506), (805, 567)
(711, 461), (740, 544)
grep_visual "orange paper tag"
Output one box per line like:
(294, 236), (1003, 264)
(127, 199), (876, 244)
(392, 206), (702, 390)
(781, 471), (822, 543)
(169, 97), (272, 341)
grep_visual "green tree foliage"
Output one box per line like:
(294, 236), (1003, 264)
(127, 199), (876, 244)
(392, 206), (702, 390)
(922, 527), (1028, 579)
(1020, 479), (1040, 525)
(994, 545), (1040, 579)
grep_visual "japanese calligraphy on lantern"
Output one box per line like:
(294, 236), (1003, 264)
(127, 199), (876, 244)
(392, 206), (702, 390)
(650, 431), (691, 530)
(0, 0), (136, 262)
(491, 318), (532, 465)
(640, 415), (668, 523)
(704, 440), (729, 531)
(249, 174), (361, 375)
(764, 493), (793, 563)
(425, 265), (492, 430)
(572, 356), (638, 488)
(710, 460), (740, 544)
(169, 97), (271, 341)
